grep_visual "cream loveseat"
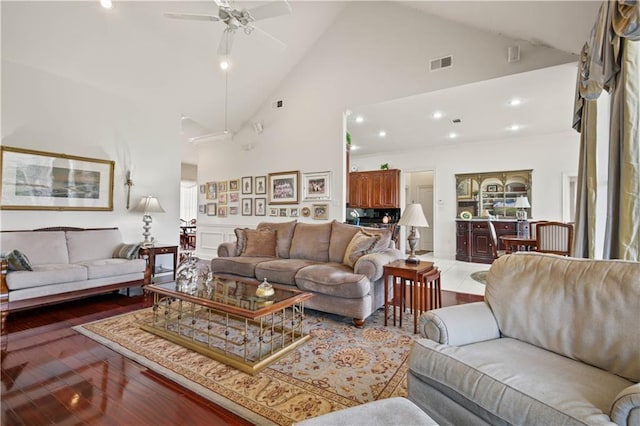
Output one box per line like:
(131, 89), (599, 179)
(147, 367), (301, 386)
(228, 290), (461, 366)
(211, 220), (402, 326)
(408, 252), (640, 426)
(1, 227), (146, 327)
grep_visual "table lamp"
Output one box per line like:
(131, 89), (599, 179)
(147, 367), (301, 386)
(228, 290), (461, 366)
(133, 195), (165, 246)
(514, 196), (530, 220)
(397, 203), (429, 264)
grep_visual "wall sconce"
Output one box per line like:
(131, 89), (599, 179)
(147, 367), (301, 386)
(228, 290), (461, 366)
(125, 170), (134, 209)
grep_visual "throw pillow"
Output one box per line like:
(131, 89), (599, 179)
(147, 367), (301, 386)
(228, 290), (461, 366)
(241, 229), (277, 257)
(343, 231), (380, 268)
(112, 243), (143, 260)
(234, 228), (249, 256)
(4, 249), (33, 271)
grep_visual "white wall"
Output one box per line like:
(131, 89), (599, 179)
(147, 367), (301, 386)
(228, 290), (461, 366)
(1, 60), (181, 245)
(195, 2), (577, 258)
(354, 130), (581, 257)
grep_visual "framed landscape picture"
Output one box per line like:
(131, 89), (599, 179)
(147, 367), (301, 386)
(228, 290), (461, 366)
(303, 171), (331, 201)
(0, 146), (114, 211)
(268, 171), (299, 205)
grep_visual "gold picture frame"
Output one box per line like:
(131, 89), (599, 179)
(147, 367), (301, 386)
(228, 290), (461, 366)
(268, 171), (299, 205)
(0, 146), (114, 211)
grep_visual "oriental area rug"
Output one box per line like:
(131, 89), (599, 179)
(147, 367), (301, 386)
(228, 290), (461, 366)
(73, 307), (416, 425)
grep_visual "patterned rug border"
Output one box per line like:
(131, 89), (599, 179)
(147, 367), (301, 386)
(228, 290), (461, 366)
(72, 307), (413, 425)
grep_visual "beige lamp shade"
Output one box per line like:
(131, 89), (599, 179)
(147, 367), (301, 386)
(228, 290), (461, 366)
(398, 203), (429, 227)
(133, 196), (165, 214)
(514, 196), (531, 208)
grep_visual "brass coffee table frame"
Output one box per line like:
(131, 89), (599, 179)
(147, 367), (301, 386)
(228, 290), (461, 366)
(142, 277), (313, 375)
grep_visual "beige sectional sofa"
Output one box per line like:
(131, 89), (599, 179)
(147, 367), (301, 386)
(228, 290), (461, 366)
(1, 227), (146, 326)
(408, 252), (640, 426)
(212, 220), (403, 326)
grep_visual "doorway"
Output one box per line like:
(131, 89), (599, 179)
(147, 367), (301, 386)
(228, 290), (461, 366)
(405, 171), (434, 252)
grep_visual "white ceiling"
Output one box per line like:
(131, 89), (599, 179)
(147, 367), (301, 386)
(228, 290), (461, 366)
(2, 1), (600, 164)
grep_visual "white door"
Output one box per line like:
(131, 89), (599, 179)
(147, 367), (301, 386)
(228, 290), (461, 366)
(417, 185), (434, 251)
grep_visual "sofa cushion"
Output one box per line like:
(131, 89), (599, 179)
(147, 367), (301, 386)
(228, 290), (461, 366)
(255, 259), (319, 286)
(0, 231), (69, 265)
(361, 226), (393, 251)
(66, 229), (124, 263)
(289, 222), (331, 262)
(257, 220), (297, 258)
(410, 337), (632, 426)
(328, 221), (361, 262)
(295, 263), (371, 298)
(487, 253), (640, 382)
(5, 264), (88, 290)
(241, 229), (277, 257)
(211, 256), (274, 278)
(343, 231), (380, 268)
(79, 258), (146, 279)
(3, 249), (33, 271)
(112, 243), (143, 260)
(234, 227), (249, 256)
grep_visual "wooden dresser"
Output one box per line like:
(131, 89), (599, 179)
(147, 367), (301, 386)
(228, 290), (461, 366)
(456, 219), (529, 264)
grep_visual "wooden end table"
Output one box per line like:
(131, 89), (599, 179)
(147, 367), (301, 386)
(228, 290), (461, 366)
(139, 244), (178, 284)
(383, 260), (438, 334)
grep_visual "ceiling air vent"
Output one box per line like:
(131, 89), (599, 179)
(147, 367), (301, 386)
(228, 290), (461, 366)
(429, 55), (453, 72)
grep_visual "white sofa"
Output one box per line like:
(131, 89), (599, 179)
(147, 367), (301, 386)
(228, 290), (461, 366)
(1, 227), (146, 326)
(408, 252), (640, 426)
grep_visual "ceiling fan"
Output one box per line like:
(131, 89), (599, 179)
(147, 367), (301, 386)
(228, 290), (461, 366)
(165, 0), (292, 60)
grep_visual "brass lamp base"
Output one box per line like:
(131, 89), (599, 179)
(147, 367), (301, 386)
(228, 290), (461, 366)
(405, 255), (420, 264)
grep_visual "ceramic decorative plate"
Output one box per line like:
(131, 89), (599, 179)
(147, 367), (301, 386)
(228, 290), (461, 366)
(459, 211), (473, 220)
(301, 207), (311, 217)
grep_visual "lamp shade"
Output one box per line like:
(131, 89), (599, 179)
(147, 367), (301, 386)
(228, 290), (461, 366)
(133, 196), (165, 214)
(514, 196), (531, 208)
(398, 203), (429, 227)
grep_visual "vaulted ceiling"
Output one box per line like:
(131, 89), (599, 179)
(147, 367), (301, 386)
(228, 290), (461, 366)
(2, 1), (600, 164)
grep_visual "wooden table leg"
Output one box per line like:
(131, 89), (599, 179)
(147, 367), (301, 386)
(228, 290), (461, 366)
(383, 271), (389, 326)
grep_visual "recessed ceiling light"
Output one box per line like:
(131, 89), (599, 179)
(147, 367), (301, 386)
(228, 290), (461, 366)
(355, 116), (364, 123)
(509, 124), (520, 131)
(448, 132), (457, 139)
(379, 131), (387, 137)
(350, 144), (360, 150)
(508, 98), (521, 106)
(220, 59), (230, 70)
(100, 0), (113, 9)
(432, 111), (443, 119)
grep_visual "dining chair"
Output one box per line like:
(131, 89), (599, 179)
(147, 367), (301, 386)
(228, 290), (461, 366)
(488, 221), (507, 260)
(535, 222), (573, 256)
(529, 220), (549, 241)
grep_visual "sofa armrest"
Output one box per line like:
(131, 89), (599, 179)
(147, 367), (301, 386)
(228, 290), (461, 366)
(611, 383), (640, 425)
(419, 302), (500, 346)
(217, 242), (238, 257)
(354, 248), (403, 281)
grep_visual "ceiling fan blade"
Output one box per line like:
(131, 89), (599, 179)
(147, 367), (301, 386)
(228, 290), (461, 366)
(164, 12), (220, 22)
(217, 28), (236, 57)
(248, 25), (286, 52)
(247, 0), (292, 21)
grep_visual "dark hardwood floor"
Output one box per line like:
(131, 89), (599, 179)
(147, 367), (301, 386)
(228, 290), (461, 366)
(1, 289), (482, 425)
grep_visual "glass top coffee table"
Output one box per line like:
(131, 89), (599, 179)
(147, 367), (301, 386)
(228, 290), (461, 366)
(142, 274), (313, 375)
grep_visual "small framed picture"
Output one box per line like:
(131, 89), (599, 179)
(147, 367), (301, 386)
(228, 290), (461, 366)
(206, 203), (217, 216)
(206, 182), (217, 200)
(199, 184), (205, 194)
(301, 207), (311, 217)
(279, 208), (288, 217)
(229, 192), (239, 203)
(217, 206), (227, 217)
(242, 198), (252, 216)
(241, 176), (252, 194)
(229, 206), (238, 215)
(255, 198), (266, 216)
(217, 181), (228, 193)
(269, 207), (278, 216)
(255, 176), (267, 195)
(218, 193), (227, 205)
(312, 203), (329, 220)
(289, 208), (299, 217)
(198, 204), (205, 213)
(268, 171), (300, 205)
(486, 184), (498, 192)
(303, 171), (331, 201)
(229, 179), (239, 192)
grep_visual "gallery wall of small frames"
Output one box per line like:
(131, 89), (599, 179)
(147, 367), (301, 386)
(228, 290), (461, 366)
(198, 171), (331, 220)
